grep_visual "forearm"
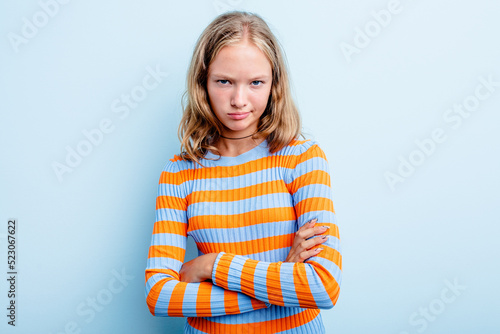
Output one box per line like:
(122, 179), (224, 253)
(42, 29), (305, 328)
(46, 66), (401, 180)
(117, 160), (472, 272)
(210, 233), (341, 309)
(145, 269), (269, 317)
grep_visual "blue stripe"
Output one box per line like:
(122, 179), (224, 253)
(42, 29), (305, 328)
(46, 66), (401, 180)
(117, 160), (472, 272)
(226, 257), (242, 292)
(276, 311), (324, 334)
(292, 184), (331, 203)
(293, 156), (329, 176)
(308, 256), (342, 286)
(151, 233), (186, 248)
(188, 168), (288, 191)
(156, 208), (187, 222)
(253, 261), (270, 304)
(154, 280), (176, 316)
(279, 262), (299, 307)
(247, 246), (290, 262)
(204, 305), (306, 324)
(182, 283), (200, 317)
(145, 272), (171, 295)
(295, 210), (336, 225)
(209, 285), (226, 316)
(189, 192), (293, 216)
(189, 220), (296, 243)
(302, 263), (329, 306)
(147, 257), (183, 272)
(157, 183), (184, 196)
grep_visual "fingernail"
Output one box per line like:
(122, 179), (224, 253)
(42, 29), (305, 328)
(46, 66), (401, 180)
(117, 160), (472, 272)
(309, 218), (317, 226)
(320, 226), (330, 231)
(322, 235), (328, 239)
(316, 248), (324, 252)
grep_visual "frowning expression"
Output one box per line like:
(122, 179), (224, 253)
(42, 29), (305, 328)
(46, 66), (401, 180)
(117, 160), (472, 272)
(207, 40), (272, 137)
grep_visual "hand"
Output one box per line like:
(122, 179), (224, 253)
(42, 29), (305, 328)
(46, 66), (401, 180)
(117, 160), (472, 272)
(284, 218), (329, 263)
(179, 253), (218, 283)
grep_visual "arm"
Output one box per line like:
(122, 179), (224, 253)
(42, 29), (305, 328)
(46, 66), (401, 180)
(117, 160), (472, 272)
(145, 160), (269, 317)
(210, 141), (342, 309)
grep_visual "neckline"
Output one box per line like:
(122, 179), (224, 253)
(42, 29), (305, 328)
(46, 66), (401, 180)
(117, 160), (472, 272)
(204, 139), (268, 165)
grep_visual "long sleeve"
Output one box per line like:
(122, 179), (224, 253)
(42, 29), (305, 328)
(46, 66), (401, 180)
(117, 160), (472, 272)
(145, 160), (269, 317)
(210, 142), (342, 309)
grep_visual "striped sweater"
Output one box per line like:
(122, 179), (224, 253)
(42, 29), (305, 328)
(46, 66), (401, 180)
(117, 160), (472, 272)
(145, 138), (342, 333)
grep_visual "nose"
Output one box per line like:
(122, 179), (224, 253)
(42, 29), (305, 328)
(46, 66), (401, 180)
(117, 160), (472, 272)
(231, 85), (247, 109)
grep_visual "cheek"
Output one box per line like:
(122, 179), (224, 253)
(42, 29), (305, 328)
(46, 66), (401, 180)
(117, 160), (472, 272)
(208, 88), (226, 107)
(255, 89), (271, 109)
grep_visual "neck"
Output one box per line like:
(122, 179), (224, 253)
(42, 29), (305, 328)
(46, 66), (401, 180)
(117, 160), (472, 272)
(214, 132), (265, 156)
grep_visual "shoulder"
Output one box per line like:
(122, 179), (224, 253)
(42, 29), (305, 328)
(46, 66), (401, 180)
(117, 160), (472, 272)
(281, 138), (327, 161)
(159, 154), (195, 184)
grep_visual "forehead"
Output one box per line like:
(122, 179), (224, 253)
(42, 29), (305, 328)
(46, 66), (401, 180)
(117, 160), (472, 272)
(208, 41), (272, 77)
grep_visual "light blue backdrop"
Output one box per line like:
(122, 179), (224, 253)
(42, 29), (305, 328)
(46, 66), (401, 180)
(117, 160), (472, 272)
(1, 0), (499, 333)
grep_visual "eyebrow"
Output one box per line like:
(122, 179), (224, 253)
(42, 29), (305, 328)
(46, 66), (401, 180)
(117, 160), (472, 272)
(210, 73), (270, 81)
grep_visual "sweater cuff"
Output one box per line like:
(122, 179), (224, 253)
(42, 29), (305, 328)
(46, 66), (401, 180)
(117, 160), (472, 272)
(211, 252), (226, 286)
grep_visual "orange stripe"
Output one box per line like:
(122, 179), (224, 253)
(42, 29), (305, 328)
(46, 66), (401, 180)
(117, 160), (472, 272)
(152, 220), (187, 236)
(195, 282), (212, 317)
(309, 256), (342, 305)
(145, 277), (175, 315)
(295, 196), (335, 215)
(145, 268), (179, 284)
(187, 308), (320, 333)
(159, 169), (184, 185)
(312, 245), (342, 271)
(169, 153), (309, 184)
(188, 207), (296, 231)
(197, 233), (294, 256)
(240, 258), (258, 299)
(148, 245), (185, 262)
(224, 289), (240, 319)
(164, 140), (314, 185)
(265, 263), (284, 306)
(213, 253), (234, 290)
(325, 223), (340, 240)
(293, 263), (316, 308)
(187, 179), (287, 204)
(251, 297), (264, 310)
(289, 139), (310, 147)
(168, 282), (188, 316)
(170, 155), (184, 162)
(156, 195), (186, 210)
(288, 169), (331, 194)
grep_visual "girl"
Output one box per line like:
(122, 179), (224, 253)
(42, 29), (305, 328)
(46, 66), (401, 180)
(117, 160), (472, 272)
(145, 10), (342, 333)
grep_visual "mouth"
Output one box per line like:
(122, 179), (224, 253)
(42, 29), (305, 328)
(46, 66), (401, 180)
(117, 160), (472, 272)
(227, 112), (250, 120)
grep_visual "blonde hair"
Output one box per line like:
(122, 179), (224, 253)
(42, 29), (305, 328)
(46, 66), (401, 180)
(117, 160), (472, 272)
(178, 10), (304, 166)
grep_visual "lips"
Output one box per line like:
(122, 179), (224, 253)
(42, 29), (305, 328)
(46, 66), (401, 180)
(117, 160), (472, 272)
(228, 112), (250, 120)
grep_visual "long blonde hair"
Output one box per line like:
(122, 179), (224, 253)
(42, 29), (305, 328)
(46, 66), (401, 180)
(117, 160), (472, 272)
(178, 10), (304, 166)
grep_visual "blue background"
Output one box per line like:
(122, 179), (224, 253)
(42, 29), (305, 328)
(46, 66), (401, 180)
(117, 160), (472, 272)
(1, 0), (499, 333)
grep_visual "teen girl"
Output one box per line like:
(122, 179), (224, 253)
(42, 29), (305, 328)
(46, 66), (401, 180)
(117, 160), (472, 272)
(145, 10), (342, 333)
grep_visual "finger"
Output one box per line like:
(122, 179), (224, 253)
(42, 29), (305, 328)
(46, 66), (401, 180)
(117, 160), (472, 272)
(313, 225), (330, 235)
(297, 225), (329, 243)
(299, 247), (324, 262)
(301, 235), (329, 250)
(296, 219), (319, 240)
(297, 218), (318, 231)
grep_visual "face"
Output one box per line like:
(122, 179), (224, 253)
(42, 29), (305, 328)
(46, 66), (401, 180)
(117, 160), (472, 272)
(206, 40), (272, 138)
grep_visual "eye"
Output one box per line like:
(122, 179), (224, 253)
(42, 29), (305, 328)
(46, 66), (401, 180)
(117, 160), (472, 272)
(217, 79), (230, 85)
(251, 80), (263, 86)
